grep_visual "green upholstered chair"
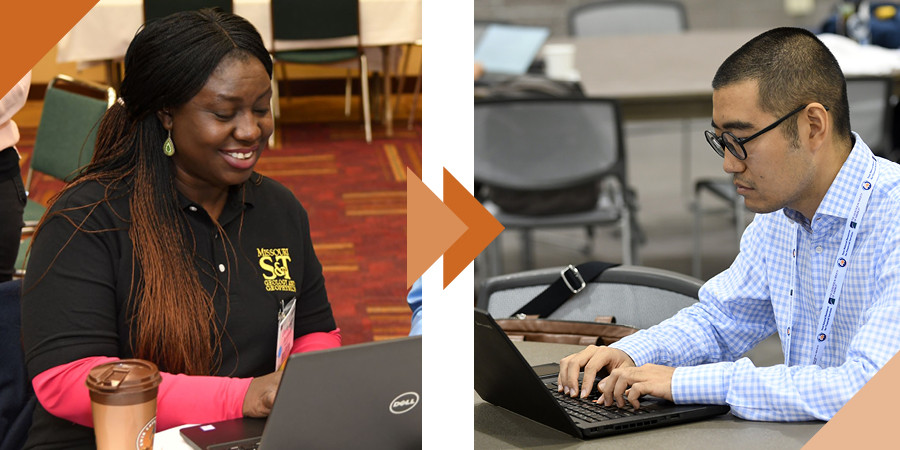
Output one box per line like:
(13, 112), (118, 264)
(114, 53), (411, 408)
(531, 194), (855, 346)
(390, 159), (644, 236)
(16, 75), (114, 276)
(22, 75), (114, 232)
(270, 0), (372, 143)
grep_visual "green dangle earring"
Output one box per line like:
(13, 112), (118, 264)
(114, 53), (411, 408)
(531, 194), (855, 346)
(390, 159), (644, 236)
(163, 130), (175, 156)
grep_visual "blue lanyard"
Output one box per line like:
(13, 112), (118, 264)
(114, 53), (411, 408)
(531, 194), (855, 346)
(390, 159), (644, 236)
(784, 155), (879, 365)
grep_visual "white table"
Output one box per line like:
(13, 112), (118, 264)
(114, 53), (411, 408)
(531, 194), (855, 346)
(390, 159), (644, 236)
(153, 424), (194, 450)
(56, 0), (422, 62)
(57, 0), (422, 137)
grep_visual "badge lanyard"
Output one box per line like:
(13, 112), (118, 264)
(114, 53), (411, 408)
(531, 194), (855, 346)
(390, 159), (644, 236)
(784, 155), (878, 365)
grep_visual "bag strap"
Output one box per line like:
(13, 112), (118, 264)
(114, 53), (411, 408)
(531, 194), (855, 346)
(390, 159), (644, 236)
(512, 261), (619, 318)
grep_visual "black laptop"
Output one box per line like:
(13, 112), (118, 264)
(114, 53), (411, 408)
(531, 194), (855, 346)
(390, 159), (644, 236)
(474, 309), (729, 439)
(180, 336), (421, 450)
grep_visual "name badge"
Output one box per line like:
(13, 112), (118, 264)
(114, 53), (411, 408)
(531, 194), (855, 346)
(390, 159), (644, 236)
(276, 297), (297, 371)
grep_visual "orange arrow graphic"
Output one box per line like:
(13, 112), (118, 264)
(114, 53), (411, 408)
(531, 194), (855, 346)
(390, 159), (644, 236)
(406, 168), (504, 289)
(803, 350), (900, 449)
(442, 168), (504, 288)
(3, 1), (99, 98)
(406, 168), (466, 288)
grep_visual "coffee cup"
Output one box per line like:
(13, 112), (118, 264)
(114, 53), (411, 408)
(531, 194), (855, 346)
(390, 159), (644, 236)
(85, 359), (162, 450)
(542, 43), (579, 81)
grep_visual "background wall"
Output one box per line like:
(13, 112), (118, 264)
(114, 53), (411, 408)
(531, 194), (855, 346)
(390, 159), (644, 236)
(475, 0), (837, 36)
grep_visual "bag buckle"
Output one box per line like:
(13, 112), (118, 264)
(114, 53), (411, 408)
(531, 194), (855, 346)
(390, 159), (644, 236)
(560, 264), (586, 294)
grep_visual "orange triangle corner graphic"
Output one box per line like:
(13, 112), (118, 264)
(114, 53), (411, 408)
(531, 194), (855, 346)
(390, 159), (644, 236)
(802, 348), (900, 449)
(3, 1), (100, 97)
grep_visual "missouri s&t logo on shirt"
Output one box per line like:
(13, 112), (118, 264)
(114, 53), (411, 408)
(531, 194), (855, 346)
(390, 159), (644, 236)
(257, 247), (296, 292)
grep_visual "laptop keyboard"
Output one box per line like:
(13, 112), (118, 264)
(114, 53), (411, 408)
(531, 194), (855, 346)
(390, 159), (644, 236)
(546, 381), (658, 423)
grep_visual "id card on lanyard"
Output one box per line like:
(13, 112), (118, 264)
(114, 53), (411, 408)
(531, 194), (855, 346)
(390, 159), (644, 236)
(784, 155), (878, 365)
(276, 297), (297, 371)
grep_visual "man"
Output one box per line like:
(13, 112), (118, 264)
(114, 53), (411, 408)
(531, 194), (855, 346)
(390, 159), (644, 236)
(557, 27), (900, 422)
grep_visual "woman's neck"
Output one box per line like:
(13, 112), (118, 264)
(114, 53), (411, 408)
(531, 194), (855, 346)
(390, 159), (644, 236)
(174, 177), (229, 221)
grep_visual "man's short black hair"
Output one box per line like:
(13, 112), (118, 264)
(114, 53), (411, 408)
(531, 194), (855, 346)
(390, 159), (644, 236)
(712, 27), (850, 144)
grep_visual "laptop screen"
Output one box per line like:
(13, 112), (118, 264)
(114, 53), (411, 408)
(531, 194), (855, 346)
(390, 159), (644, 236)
(474, 24), (550, 75)
(180, 336), (421, 449)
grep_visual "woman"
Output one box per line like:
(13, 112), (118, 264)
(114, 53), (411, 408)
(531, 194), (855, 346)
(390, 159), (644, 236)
(21, 10), (340, 448)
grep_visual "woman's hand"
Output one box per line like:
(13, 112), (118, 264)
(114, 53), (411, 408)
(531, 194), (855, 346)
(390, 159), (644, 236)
(242, 370), (284, 417)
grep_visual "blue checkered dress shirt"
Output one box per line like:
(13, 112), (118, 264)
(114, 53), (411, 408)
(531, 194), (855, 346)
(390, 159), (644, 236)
(612, 134), (900, 421)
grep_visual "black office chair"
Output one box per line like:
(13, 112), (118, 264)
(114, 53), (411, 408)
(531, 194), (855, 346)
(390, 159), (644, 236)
(846, 77), (894, 159)
(474, 97), (642, 276)
(0, 279), (35, 450)
(477, 265), (701, 329)
(567, 0), (688, 37)
(478, 264), (784, 366)
(143, 0), (233, 22)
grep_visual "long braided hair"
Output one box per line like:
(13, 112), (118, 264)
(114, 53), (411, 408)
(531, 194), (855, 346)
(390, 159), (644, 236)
(34, 9), (273, 375)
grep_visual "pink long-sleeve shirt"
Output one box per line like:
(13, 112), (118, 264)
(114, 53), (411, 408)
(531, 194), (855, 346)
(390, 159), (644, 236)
(32, 329), (341, 431)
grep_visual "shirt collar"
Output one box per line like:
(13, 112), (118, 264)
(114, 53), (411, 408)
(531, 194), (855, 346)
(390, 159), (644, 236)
(783, 132), (872, 224)
(177, 173), (259, 222)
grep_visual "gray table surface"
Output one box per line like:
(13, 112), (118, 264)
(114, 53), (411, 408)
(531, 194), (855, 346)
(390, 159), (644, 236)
(475, 341), (824, 449)
(547, 29), (766, 122)
(564, 30), (765, 100)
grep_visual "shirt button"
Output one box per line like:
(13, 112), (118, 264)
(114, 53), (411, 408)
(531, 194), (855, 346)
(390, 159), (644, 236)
(188, 206), (198, 212)
(218, 264), (226, 273)
(815, 246), (823, 253)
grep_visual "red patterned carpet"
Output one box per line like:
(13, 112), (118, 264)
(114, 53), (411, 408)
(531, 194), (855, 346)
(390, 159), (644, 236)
(17, 120), (420, 345)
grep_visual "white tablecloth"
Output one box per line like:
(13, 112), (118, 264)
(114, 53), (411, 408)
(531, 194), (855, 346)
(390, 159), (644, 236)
(57, 0), (422, 63)
(817, 33), (900, 76)
(153, 425), (194, 450)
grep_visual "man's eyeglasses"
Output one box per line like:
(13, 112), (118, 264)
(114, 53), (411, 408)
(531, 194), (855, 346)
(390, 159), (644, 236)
(704, 104), (827, 160)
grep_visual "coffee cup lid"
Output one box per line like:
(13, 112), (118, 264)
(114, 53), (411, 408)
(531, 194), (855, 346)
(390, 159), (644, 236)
(86, 359), (162, 394)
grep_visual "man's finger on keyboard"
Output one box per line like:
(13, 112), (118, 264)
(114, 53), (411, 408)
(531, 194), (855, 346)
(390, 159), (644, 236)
(558, 345), (599, 397)
(612, 373), (630, 408)
(626, 385), (644, 410)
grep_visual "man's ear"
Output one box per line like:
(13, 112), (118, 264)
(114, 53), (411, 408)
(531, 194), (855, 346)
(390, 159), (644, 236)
(805, 103), (829, 150)
(157, 110), (173, 131)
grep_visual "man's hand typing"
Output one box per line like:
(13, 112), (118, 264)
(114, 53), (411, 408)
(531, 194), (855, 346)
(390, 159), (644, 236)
(558, 345), (635, 399)
(596, 364), (675, 409)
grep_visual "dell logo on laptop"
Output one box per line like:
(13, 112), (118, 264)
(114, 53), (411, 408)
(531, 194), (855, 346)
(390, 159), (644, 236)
(389, 392), (420, 414)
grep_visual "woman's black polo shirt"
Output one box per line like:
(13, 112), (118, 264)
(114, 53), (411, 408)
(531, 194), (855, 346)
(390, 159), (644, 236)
(21, 172), (336, 449)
